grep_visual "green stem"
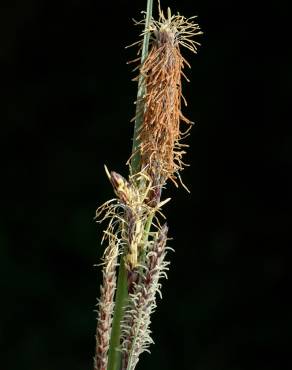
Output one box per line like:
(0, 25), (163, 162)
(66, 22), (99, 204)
(107, 2), (153, 370)
(107, 258), (128, 370)
(140, 213), (154, 260)
(130, 0), (154, 175)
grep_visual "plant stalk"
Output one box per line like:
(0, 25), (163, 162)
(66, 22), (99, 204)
(107, 1), (153, 370)
(107, 258), (128, 370)
(130, 0), (154, 175)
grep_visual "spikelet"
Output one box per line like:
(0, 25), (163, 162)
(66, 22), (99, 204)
(94, 230), (119, 370)
(120, 224), (170, 370)
(131, 5), (202, 188)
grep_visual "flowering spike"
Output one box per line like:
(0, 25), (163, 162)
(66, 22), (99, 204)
(94, 227), (119, 370)
(120, 224), (170, 370)
(130, 7), (202, 188)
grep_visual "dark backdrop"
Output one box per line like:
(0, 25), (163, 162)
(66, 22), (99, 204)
(0, 1), (290, 370)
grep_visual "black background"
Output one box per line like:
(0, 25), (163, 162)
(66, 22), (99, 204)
(0, 1), (291, 370)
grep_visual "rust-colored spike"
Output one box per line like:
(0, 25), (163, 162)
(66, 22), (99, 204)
(130, 9), (202, 189)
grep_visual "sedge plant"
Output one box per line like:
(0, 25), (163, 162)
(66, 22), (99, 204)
(93, 1), (202, 370)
